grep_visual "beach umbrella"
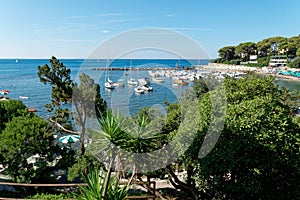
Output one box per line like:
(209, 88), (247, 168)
(58, 135), (80, 144)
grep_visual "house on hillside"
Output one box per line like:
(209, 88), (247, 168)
(269, 55), (287, 67)
(249, 55), (258, 64)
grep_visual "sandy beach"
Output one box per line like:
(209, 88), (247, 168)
(204, 63), (300, 82)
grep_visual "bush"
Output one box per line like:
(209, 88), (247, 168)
(247, 63), (260, 67)
(289, 57), (300, 68)
(230, 59), (241, 65)
(29, 193), (75, 200)
(257, 56), (270, 66)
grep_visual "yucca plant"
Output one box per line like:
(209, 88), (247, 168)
(76, 168), (132, 200)
(107, 176), (130, 200)
(76, 169), (105, 200)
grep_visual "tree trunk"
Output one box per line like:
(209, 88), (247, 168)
(79, 110), (86, 156)
(166, 165), (200, 200)
(79, 123), (85, 156)
(102, 149), (116, 200)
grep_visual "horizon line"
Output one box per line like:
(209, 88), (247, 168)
(0, 57), (213, 60)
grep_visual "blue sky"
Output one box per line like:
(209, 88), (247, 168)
(0, 0), (299, 58)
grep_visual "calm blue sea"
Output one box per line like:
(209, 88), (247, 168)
(0, 59), (207, 117)
(1, 59), (300, 118)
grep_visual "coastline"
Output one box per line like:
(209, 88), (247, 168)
(204, 63), (300, 82)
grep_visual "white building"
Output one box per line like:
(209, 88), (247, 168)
(249, 55), (258, 64)
(269, 55), (287, 67)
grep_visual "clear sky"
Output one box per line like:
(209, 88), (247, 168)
(0, 0), (299, 59)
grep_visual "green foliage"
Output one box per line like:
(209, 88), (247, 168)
(76, 169), (105, 200)
(124, 108), (165, 153)
(218, 46), (236, 61)
(161, 103), (181, 137)
(73, 73), (107, 155)
(192, 78), (209, 98)
(73, 73), (107, 120)
(257, 56), (270, 67)
(193, 75), (300, 199)
(37, 56), (74, 135)
(29, 193), (75, 200)
(216, 34), (300, 64)
(257, 39), (271, 57)
(38, 56), (73, 108)
(0, 115), (61, 183)
(76, 168), (129, 200)
(229, 59), (241, 65)
(38, 57), (107, 156)
(0, 100), (27, 132)
(235, 42), (257, 61)
(289, 57), (300, 68)
(297, 47), (300, 57)
(68, 152), (103, 181)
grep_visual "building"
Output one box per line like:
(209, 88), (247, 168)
(249, 55), (258, 64)
(269, 55), (287, 67)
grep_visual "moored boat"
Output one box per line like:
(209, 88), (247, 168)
(1, 90), (10, 95)
(140, 85), (153, 91)
(134, 86), (145, 94)
(153, 77), (164, 83)
(128, 78), (138, 85)
(28, 108), (37, 112)
(105, 79), (115, 89)
(19, 96), (30, 99)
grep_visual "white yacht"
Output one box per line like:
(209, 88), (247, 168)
(134, 86), (145, 94)
(105, 79), (115, 89)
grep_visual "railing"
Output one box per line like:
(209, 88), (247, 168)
(0, 181), (156, 200)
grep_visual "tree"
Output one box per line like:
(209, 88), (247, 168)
(235, 42), (257, 61)
(72, 73), (107, 155)
(0, 100), (28, 132)
(38, 56), (74, 130)
(218, 46), (236, 61)
(192, 75), (300, 199)
(289, 57), (300, 68)
(268, 36), (287, 55)
(297, 47), (300, 57)
(38, 56), (107, 155)
(0, 115), (63, 183)
(286, 37), (299, 58)
(257, 39), (271, 57)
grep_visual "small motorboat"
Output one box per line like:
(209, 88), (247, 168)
(28, 108), (37, 112)
(140, 85), (153, 91)
(128, 78), (138, 85)
(1, 90), (10, 95)
(19, 96), (30, 100)
(134, 86), (145, 94)
(153, 77), (164, 83)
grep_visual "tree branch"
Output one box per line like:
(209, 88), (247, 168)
(137, 177), (167, 200)
(166, 165), (199, 199)
(49, 119), (80, 135)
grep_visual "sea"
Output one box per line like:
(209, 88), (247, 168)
(1, 59), (300, 118)
(0, 59), (207, 117)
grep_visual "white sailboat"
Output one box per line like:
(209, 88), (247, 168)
(104, 57), (115, 89)
(153, 77), (164, 83)
(127, 61), (138, 85)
